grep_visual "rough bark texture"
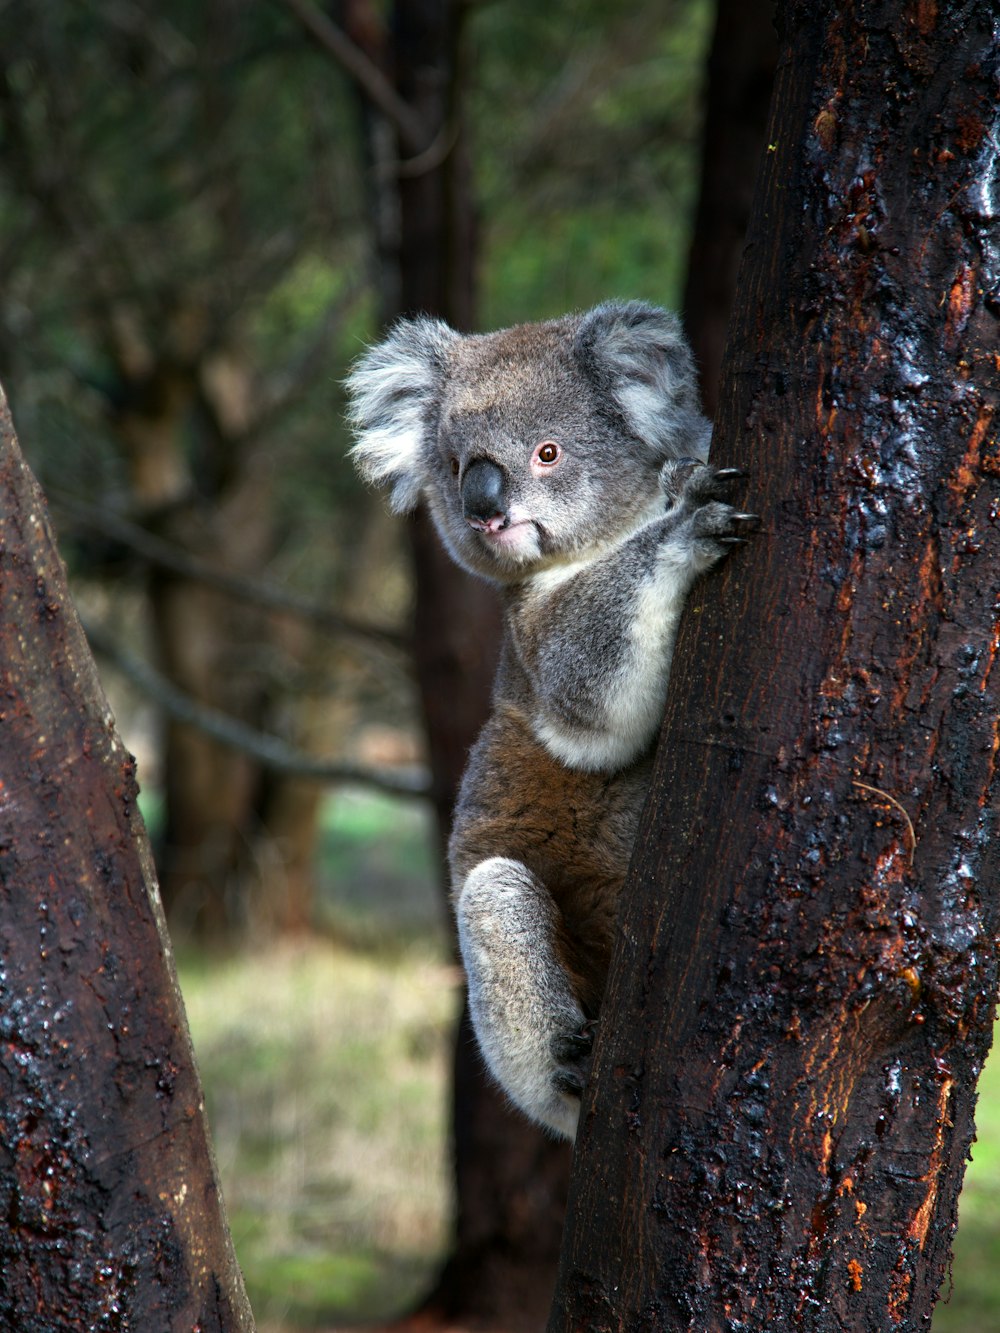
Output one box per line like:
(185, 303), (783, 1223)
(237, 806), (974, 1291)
(0, 392), (254, 1330)
(682, 0), (778, 415)
(551, 1), (1000, 1329)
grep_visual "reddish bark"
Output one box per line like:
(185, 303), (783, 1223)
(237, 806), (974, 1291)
(0, 392), (253, 1330)
(551, 0), (1000, 1328)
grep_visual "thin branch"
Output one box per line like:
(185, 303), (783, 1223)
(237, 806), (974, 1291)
(395, 118), (461, 179)
(50, 490), (409, 654)
(852, 780), (917, 868)
(277, 0), (428, 153)
(83, 618), (430, 800)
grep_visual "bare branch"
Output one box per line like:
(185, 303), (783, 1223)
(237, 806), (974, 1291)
(50, 490), (410, 654)
(395, 118), (461, 179)
(83, 618), (430, 800)
(277, 0), (428, 153)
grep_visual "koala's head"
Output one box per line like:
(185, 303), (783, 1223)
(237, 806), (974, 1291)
(347, 300), (710, 583)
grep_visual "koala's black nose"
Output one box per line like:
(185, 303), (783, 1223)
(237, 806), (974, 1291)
(462, 458), (508, 531)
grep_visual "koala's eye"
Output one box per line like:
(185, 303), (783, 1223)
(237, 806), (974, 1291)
(450, 457), (460, 476)
(533, 441), (561, 467)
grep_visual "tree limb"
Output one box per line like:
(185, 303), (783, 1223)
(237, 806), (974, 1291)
(83, 618), (430, 799)
(277, 0), (429, 153)
(0, 395), (256, 1329)
(50, 490), (409, 654)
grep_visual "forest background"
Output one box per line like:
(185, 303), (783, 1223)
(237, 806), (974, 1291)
(0, 2), (996, 1330)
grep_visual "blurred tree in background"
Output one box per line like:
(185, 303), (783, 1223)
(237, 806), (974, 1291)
(0, 1), (764, 1328)
(0, 0), (714, 937)
(0, 0), (400, 936)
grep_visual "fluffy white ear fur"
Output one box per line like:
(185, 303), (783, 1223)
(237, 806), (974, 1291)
(346, 317), (458, 513)
(576, 300), (711, 461)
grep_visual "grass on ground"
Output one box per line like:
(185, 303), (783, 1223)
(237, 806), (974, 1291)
(934, 1042), (1000, 1331)
(180, 937), (459, 1332)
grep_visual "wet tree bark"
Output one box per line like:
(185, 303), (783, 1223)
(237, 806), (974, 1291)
(0, 392), (254, 1329)
(551, 1), (1000, 1329)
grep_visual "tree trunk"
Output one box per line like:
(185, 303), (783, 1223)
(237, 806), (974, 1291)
(681, 0), (777, 415)
(550, 1), (1000, 1328)
(148, 463), (275, 937)
(344, 0), (573, 1324)
(112, 345), (326, 938)
(0, 391), (254, 1331)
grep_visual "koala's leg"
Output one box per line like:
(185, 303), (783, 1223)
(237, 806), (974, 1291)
(456, 855), (591, 1141)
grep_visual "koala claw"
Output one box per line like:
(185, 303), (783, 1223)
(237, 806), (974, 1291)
(550, 1020), (596, 1100)
(717, 511), (760, 546)
(551, 1025), (595, 1063)
(712, 466), (748, 483)
(552, 1068), (587, 1097)
(731, 512), (762, 531)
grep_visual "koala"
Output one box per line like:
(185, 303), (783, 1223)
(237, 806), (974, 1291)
(347, 301), (757, 1139)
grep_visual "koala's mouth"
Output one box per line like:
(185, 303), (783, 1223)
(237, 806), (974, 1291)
(474, 518), (539, 561)
(466, 513), (513, 534)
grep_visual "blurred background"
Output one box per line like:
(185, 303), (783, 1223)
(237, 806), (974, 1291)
(0, 1), (995, 1330)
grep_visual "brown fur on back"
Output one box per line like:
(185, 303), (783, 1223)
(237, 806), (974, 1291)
(450, 701), (649, 1016)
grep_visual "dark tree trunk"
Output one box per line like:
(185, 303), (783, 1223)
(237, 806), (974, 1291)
(682, 0), (777, 416)
(0, 393), (254, 1331)
(113, 363), (293, 939)
(344, 1), (572, 1326)
(551, 1), (1000, 1328)
(394, 6), (573, 1328)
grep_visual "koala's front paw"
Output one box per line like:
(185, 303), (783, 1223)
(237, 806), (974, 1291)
(658, 456), (704, 502)
(549, 1019), (596, 1098)
(694, 503), (761, 546)
(660, 458), (744, 502)
(663, 461), (759, 559)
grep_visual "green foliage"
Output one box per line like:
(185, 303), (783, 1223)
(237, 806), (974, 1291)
(474, 0), (713, 323)
(0, 1), (364, 523)
(316, 789), (443, 943)
(933, 1043), (1000, 1331)
(486, 206), (691, 327)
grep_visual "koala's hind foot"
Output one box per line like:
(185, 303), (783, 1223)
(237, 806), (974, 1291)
(456, 856), (590, 1140)
(549, 1020), (596, 1097)
(659, 460), (760, 562)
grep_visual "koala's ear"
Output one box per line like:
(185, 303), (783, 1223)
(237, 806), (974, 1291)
(347, 317), (458, 512)
(574, 300), (710, 461)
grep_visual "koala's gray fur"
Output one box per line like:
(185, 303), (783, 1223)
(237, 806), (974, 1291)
(347, 301), (756, 1139)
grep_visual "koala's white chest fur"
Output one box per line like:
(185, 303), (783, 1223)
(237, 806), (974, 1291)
(515, 498), (701, 773)
(348, 300), (755, 1138)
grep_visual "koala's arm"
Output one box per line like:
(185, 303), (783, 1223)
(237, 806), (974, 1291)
(508, 465), (752, 772)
